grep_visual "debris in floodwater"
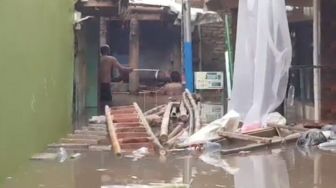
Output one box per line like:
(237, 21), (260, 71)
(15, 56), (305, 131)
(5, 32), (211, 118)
(318, 140), (336, 152)
(96, 168), (109, 172)
(296, 129), (327, 147)
(70, 153), (81, 159)
(56, 147), (68, 163)
(89, 115), (106, 123)
(202, 142), (221, 153)
(199, 142), (239, 175)
(125, 147), (149, 161)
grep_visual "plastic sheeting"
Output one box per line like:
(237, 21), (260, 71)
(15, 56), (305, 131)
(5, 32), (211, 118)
(229, 0), (292, 127)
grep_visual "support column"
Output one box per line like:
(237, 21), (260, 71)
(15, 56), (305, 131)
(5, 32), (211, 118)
(129, 18), (140, 93)
(313, 0), (321, 122)
(84, 18), (100, 116)
(183, 0), (194, 92)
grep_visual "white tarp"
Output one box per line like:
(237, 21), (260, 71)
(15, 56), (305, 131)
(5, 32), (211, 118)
(128, 0), (223, 26)
(178, 110), (240, 147)
(228, 0), (292, 128)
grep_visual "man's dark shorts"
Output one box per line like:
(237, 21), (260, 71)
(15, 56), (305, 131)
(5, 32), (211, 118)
(100, 83), (112, 101)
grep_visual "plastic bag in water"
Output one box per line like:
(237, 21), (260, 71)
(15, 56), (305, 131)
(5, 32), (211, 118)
(56, 147), (68, 163)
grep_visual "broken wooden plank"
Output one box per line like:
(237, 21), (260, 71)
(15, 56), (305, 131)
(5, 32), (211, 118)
(160, 102), (174, 143)
(220, 133), (301, 155)
(245, 127), (278, 137)
(218, 131), (272, 144)
(268, 124), (307, 132)
(105, 106), (121, 156)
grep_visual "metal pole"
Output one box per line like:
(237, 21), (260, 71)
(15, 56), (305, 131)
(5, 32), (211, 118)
(224, 14), (234, 87)
(183, 0), (194, 92)
(313, 0), (321, 122)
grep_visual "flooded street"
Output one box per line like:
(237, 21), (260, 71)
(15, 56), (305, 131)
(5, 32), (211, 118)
(3, 145), (336, 188)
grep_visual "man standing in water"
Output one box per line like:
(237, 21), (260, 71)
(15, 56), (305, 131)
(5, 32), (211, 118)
(99, 45), (132, 110)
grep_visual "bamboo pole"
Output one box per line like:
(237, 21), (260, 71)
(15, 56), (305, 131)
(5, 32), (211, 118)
(133, 102), (164, 150)
(105, 106), (121, 156)
(220, 133), (301, 155)
(268, 124), (307, 132)
(183, 92), (194, 136)
(160, 102), (174, 143)
(144, 104), (166, 116)
(166, 128), (188, 147)
(168, 122), (185, 140)
(178, 102), (188, 122)
(185, 89), (201, 132)
(218, 131), (272, 144)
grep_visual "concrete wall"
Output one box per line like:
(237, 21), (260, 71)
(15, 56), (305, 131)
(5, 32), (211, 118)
(0, 0), (74, 181)
(199, 13), (226, 71)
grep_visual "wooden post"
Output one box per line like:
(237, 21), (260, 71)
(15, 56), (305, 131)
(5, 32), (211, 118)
(160, 102), (174, 143)
(105, 106), (121, 156)
(129, 18), (140, 93)
(183, 92), (194, 136)
(178, 101), (188, 122)
(185, 89), (201, 132)
(168, 122), (185, 140)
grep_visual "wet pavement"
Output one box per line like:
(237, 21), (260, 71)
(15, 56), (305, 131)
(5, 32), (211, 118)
(2, 145), (336, 188)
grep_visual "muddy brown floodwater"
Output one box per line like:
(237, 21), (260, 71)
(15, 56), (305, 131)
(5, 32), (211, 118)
(2, 145), (336, 188)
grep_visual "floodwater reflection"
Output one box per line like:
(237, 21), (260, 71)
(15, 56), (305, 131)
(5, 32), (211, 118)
(3, 146), (336, 188)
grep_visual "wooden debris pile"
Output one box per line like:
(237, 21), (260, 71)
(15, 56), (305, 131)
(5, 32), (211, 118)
(142, 89), (201, 149)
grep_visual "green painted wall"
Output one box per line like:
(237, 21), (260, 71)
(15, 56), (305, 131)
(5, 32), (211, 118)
(0, 0), (74, 182)
(84, 19), (100, 116)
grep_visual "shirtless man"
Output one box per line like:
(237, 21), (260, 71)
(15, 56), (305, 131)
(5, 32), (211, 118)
(99, 45), (132, 109)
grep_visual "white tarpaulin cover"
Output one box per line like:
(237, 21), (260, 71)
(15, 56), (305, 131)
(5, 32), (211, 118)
(229, 0), (292, 128)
